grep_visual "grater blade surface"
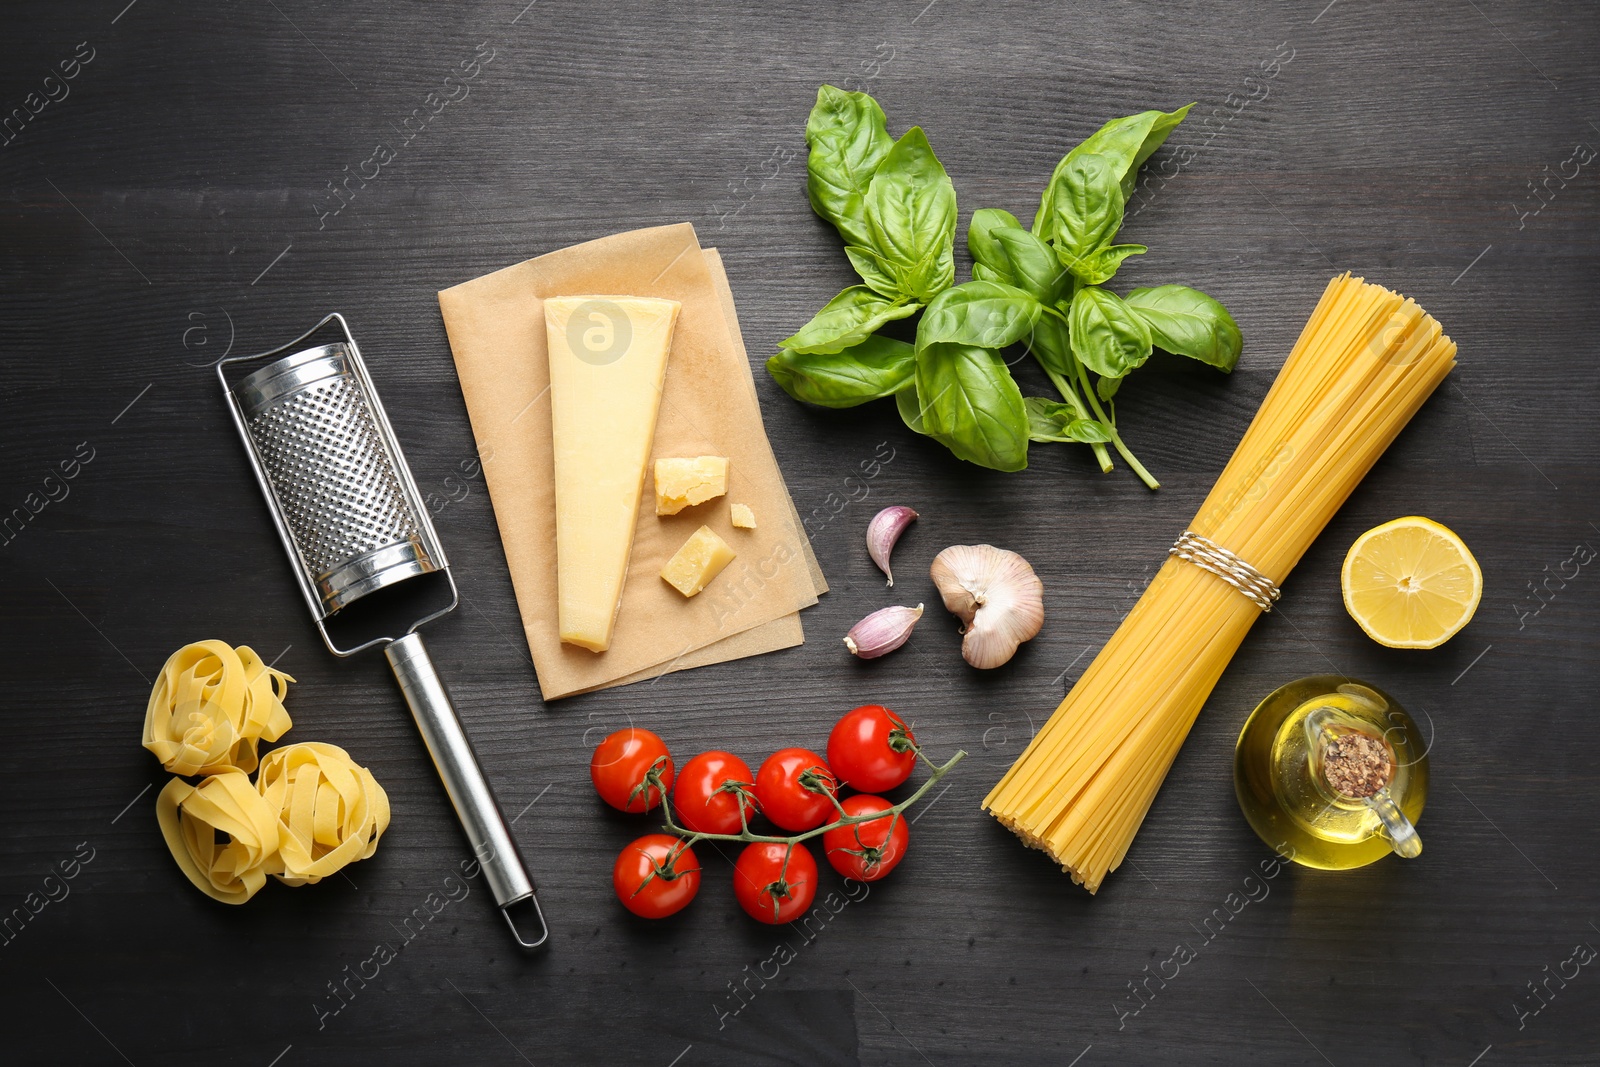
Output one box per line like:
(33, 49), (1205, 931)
(226, 337), (447, 620)
(248, 370), (422, 574)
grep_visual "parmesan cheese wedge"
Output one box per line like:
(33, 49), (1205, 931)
(545, 295), (681, 652)
(661, 525), (736, 597)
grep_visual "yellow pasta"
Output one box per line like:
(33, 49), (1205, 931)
(257, 742), (390, 886)
(984, 274), (1457, 892)
(142, 640), (292, 776)
(145, 641), (391, 903)
(156, 770), (281, 904)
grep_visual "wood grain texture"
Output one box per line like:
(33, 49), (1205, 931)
(1, 1), (1597, 1064)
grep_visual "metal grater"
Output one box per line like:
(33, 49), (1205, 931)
(218, 313), (546, 949)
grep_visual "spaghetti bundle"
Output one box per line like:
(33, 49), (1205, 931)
(984, 274), (1456, 892)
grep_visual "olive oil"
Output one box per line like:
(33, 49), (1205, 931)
(1234, 675), (1428, 870)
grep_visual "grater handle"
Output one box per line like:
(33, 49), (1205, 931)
(384, 633), (548, 949)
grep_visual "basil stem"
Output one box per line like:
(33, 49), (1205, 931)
(1076, 359), (1158, 490)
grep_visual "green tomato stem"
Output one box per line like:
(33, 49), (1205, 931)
(652, 749), (967, 850)
(1076, 361), (1159, 490)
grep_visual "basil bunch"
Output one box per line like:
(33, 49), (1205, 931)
(768, 87), (1241, 484)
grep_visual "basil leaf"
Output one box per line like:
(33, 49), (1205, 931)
(780, 286), (919, 355)
(805, 86), (894, 248)
(993, 227), (1069, 302)
(1067, 418), (1113, 443)
(1097, 374), (1122, 402)
(1124, 284), (1243, 371)
(1069, 243), (1147, 286)
(1023, 306), (1073, 377)
(766, 335), (916, 408)
(1051, 153), (1125, 276)
(1033, 104), (1193, 234)
(864, 126), (957, 299)
(967, 208), (1025, 278)
(972, 262), (1008, 284)
(1069, 286), (1153, 378)
(895, 382), (975, 461)
(914, 342), (1030, 471)
(916, 280), (1042, 352)
(1024, 396), (1073, 440)
(895, 382), (930, 435)
(902, 242), (955, 302)
(1025, 397), (1113, 444)
(843, 245), (902, 298)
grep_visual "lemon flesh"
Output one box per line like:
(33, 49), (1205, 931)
(1341, 516), (1482, 649)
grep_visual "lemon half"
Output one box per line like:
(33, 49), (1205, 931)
(1341, 516), (1482, 649)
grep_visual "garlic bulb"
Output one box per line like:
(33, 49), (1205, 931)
(929, 545), (1044, 669)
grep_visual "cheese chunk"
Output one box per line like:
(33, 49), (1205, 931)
(654, 456), (728, 515)
(545, 295), (681, 651)
(729, 503), (756, 529)
(661, 525), (735, 597)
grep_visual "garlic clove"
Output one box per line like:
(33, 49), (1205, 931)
(929, 545), (1044, 669)
(866, 505), (918, 587)
(843, 603), (924, 659)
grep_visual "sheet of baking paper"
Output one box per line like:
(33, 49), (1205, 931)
(703, 248), (829, 598)
(580, 248), (831, 696)
(438, 224), (822, 700)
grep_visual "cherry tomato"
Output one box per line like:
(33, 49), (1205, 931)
(612, 834), (701, 918)
(822, 794), (909, 881)
(733, 841), (818, 924)
(672, 751), (756, 834)
(827, 705), (917, 792)
(754, 747), (837, 831)
(590, 728), (673, 813)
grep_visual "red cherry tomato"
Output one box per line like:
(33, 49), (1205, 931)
(590, 728), (673, 813)
(672, 751), (756, 834)
(733, 841), (818, 924)
(612, 834), (701, 918)
(754, 748), (837, 831)
(822, 795), (909, 881)
(827, 705), (917, 792)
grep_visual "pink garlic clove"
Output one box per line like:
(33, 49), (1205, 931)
(867, 505), (919, 587)
(843, 603), (924, 659)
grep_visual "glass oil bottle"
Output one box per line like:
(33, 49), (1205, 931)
(1233, 675), (1429, 870)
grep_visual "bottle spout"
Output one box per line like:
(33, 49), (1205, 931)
(1364, 787), (1422, 859)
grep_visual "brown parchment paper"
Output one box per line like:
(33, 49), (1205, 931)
(439, 224), (823, 700)
(591, 249), (828, 694)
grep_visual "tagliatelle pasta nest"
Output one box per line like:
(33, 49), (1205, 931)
(257, 742), (391, 887)
(156, 770), (282, 904)
(143, 640), (391, 904)
(142, 640), (293, 776)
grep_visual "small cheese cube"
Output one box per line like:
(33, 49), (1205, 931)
(654, 456), (728, 515)
(729, 503), (756, 529)
(661, 525), (736, 597)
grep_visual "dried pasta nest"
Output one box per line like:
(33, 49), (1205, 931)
(156, 770), (281, 905)
(258, 742), (390, 887)
(145, 641), (390, 904)
(142, 640), (292, 776)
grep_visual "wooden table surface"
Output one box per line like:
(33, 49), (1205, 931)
(3, 2), (1596, 1064)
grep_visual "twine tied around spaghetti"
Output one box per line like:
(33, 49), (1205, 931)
(1169, 530), (1281, 612)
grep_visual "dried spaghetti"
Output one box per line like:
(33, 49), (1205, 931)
(983, 274), (1456, 892)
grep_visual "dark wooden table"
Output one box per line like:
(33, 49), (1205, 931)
(3, 2), (1596, 1063)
